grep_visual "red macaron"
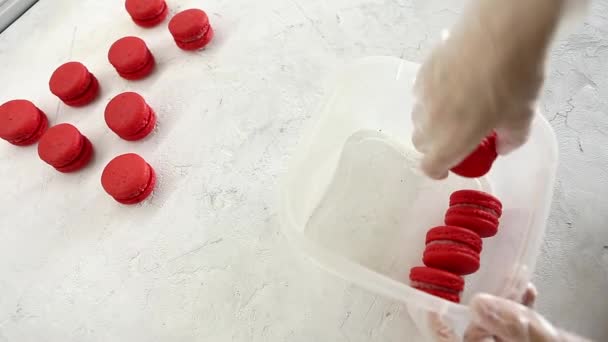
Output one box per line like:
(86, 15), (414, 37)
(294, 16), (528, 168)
(451, 132), (498, 178)
(49, 62), (99, 107)
(0, 100), (48, 146)
(409, 266), (464, 303)
(38, 123), (93, 173)
(101, 153), (156, 205)
(423, 226), (483, 275)
(445, 190), (503, 238)
(169, 9), (214, 51)
(450, 189), (502, 217)
(125, 0), (168, 27)
(108, 36), (156, 80)
(105, 92), (156, 141)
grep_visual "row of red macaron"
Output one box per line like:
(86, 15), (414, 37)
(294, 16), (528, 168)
(0, 91), (156, 147)
(41, 3), (215, 108)
(50, 5), (214, 105)
(126, 0), (215, 51)
(47, 6), (214, 108)
(409, 189), (503, 303)
(0, 100), (156, 205)
(40, 123), (157, 205)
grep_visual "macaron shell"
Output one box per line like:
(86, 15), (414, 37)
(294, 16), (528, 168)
(450, 189), (502, 206)
(426, 226), (482, 253)
(445, 206), (499, 238)
(117, 53), (155, 80)
(174, 27), (214, 51)
(423, 244), (480, 275)
(169, 9), (210, 41)
(122, 108), (156, 141)
(55, 136), (94, 173)
(101, 153), (153, 201)
(409, 266), (464, 291)
(0, 100), (45, 142)
(125, 0), (166, 19)
(63, 74), (99, 107)
(450, 189), (503, 217)
(108, 37), (153, 74)
(116, 165), (155, 204)
(450, 148), (496, 178)
(132, 3), (168, 27)
(49, 62), (91, 101)
(412, 286), (461, 303)
(38, 123), (84, 168)
(12, 111), (48, 146)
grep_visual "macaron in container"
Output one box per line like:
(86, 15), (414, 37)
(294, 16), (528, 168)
(278, 57), (558, 340)
(445, 189), (503, 238)
(423, 226), (483, 275)
(409, 266), (465, 303)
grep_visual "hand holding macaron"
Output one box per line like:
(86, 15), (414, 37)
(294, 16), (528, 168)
(412, 0), (566, 180)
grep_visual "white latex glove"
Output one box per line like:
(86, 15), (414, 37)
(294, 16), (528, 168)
(412, 0), (566, 179)
(430, 283), (591, 342)
(465, 292), (591, 342)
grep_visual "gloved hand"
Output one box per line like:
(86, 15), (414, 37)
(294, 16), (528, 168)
(429, 283), (591, 342)
(412, 0), (565, 179)
(464, 292), (591, 342)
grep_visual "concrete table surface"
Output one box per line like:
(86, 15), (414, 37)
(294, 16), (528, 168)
(0, 0), (606, 341)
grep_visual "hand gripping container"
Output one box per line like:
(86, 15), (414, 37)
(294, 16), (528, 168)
(278, 57), (557, 340)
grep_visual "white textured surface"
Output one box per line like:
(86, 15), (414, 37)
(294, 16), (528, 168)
(535, 0), (608, 340)
(0, 0), (606, 341)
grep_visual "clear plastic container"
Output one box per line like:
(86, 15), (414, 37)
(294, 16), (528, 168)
(279, 57), (558, 339)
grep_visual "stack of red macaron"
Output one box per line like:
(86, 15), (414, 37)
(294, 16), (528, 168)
(1, 2), (216, 205)
(409, 189), (503, 303)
